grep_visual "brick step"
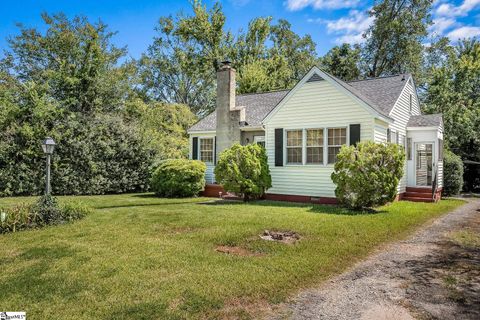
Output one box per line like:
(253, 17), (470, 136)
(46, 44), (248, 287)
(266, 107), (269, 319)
(403, 196), (434, 202)
(406, 187), (433, 193)
(201, 184), (225, 197)
(405, 192), (434, 198)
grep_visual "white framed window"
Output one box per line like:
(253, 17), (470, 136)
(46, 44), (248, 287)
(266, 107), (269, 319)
(391, 130), (398, 144)
(199, 138), (214, 163)
(328, 127), (347, 164)
(306, 128), (324, 164)
(253, 135), (265, 148)
(286, 130), (303, 164)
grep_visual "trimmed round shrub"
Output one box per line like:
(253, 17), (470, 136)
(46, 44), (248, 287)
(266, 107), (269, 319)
(214, 143), (272, 201)
(331, 141), (405, 210)
(443, 150), (464, 196)
(150, 159), (206, 197)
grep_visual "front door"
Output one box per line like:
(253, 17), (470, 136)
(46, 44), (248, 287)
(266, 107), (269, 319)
(415, 142), (434, 186)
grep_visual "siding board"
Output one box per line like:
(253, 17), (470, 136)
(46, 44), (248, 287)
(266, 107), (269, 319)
(264, 81), (376, 197)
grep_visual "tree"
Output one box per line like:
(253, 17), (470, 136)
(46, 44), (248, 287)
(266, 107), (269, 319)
(0, 13), (156, 196)
(140, 1), (317, 114)
(5, 13), (134, 115)
(331, 142), (405, 210)
(423, 39), (480, 166)
(320, 43), (361, 81)
(139, 1), (232, 116)
(361, 0), (432, 78)
(126, 99), (197, 161)
(214, 144), (271, 201)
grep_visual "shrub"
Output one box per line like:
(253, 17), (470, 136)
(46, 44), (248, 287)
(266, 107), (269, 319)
(0, 196), (91, 234)
(150, 159), (206, 197)
(443, 150), (464, 196)
(60, 201), (92, 221)
(0, 203), (34, 233)
(331, 141), (405, 210)
(214, 143), (272, 201)
(32, 194), (63, 225)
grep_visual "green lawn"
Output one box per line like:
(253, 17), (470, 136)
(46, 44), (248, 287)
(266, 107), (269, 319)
(0, 194), (464, 319)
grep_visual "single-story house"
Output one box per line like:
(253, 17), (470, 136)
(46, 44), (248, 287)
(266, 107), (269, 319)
(188, 62), (443, 203)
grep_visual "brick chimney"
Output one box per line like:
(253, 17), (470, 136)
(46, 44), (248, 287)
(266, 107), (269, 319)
(215, 60), (244, 160)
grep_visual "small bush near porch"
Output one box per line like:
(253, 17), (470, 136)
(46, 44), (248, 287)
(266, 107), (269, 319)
(0, 194), (463, 319)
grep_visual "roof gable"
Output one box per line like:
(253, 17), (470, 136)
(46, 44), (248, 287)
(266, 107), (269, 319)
(263, 67), (393, 124)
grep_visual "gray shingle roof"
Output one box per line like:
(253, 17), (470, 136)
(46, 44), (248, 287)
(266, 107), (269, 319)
(407, 113), (443, 128)
(348, 74), (410, 116)
(188, 73), (411, 132)
(188, 90), (289, 131)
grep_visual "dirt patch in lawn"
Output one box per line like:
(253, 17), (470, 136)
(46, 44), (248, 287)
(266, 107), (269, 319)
(260, 230), (300, 244)
(215, 245), (264, 257)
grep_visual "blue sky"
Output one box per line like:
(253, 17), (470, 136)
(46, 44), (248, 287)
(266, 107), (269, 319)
(1, 0), (479, 59)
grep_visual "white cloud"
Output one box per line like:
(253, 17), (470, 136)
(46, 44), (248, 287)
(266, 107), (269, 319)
(285, 0), (360, 11)
(446, 25), (480, 39)
(311, 10), (373, 44)
(435, 0), (480, 17)
(429, 17), (457, 34)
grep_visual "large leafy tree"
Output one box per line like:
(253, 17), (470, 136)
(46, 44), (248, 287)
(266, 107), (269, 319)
(423, 39), (480, 163)
(320, 43), (361, 81)
(361, 0), (432, 78)
(140, 1), (317, 115)
(5, 13), (134, 115)
(0, 13), (194, 196)
(139, 1), (232, 116)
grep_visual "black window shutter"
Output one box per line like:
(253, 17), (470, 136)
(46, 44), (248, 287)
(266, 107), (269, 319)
(349, 124), (361, 146)
(192, 137), (198, 160)
(387, 129), (391, 142)
(274, 128), (283, 166)
(214, 136), (217, 164)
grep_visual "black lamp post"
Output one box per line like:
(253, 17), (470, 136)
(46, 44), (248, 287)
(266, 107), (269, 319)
(41, 137), (56, 195)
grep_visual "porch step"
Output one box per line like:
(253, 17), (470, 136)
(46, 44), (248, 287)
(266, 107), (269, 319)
(403, 196), (435, 203)
(404, 191), (433, 198)
(406, 187), (433, 193)
(201, 184), (225, 197)
(404, 187), (436, 202)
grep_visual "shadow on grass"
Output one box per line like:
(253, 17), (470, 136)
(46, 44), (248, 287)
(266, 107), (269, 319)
(0, 245), (85, 303)
(96, 202), (198, 210)
(198, 199), (385, 215)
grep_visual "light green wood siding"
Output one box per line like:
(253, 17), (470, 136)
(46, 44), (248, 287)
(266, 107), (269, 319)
(264, 80), (376, 197)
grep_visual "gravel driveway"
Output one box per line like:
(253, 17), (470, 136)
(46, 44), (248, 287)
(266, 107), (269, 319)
(270, 198), (480, 320)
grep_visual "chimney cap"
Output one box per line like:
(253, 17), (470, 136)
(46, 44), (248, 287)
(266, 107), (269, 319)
(221, 59), (232, 66)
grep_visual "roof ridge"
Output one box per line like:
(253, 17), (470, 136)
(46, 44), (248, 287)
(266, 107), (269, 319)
(347, 73), (410, 83)
(236, 89), (290, 97)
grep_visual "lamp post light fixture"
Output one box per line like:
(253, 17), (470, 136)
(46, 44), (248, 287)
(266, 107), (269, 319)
(41, 137), (56, 195)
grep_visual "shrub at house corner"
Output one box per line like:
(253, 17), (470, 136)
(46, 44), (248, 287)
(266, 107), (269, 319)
(214, 143), (272, 201)
(150, 159), (206, 197)
(331, 141), (405, 210)
(443, 150), (464, 196)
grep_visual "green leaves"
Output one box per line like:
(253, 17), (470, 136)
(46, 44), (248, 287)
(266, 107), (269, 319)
(331, 141), (406, 210)
(150, 159), (206, 198)
(424, 39), (480, 170)
(443, 150), (464, 196)
(214, 143), (272, 201)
